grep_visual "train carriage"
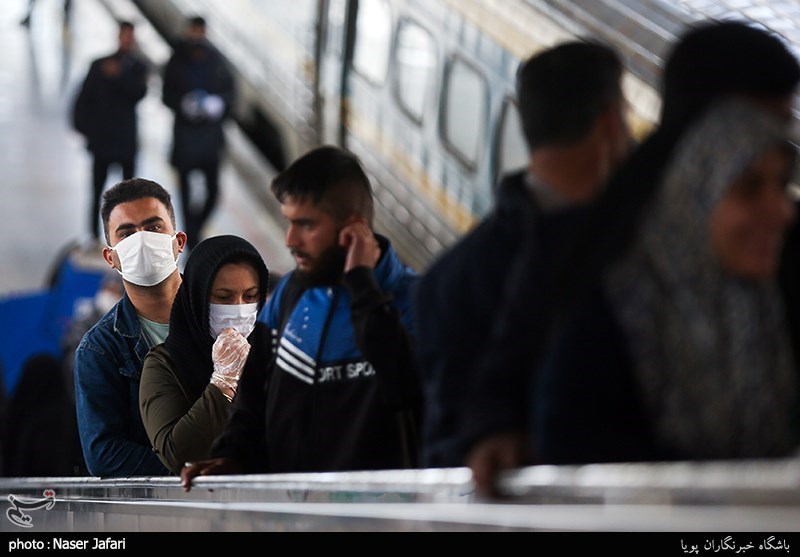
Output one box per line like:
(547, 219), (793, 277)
(132, 0), (678, 270)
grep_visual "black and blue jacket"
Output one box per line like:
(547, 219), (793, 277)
(212, 236), (421, 472)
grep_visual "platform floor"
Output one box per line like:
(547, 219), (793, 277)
(0, 0), (294, 300)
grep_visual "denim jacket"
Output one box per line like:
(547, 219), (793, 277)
(74, 292), (169, 477)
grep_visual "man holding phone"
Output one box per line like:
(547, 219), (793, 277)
(181, 146), (420, 486)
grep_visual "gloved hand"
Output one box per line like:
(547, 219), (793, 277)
(202, 94), (225, 121)
(181, 89), (207, 122)
(210, 328), (251, 396)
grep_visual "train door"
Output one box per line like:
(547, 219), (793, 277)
(316, 0), (355, 146)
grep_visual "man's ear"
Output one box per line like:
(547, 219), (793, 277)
(102, 247), (117, 270)
(175, 231), (188, 253)
(335, 216), (357, 234)
(343, 215), (364, 226)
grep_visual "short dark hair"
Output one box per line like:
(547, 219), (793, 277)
(188, 16), (206, 29)
(101, 178), (176, 244)
(517, 40), (623, 150)
(661, 20), (800, 127)
(118, 20), (134, 32)
(270, 146), (374, 225)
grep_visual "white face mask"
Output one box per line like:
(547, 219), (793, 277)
(111, 231), (178, 287)
(209, 302), (259, 339)
(94, 289), (121, 314)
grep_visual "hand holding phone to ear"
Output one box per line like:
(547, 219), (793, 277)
(339, 219), (380, 273)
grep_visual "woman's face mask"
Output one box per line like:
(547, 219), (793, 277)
(110, 231), (178, 287)
(94, 288), (121, 314)
(209, 302), (259, 339)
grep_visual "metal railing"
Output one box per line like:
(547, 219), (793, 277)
(2, 459), (800, 532)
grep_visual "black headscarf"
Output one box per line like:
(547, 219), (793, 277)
(164, 235), (270, 400)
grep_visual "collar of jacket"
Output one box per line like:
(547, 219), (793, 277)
(111, 291), (142, 340)
(370, 234), (414, 289)
(494, 170), (538, 214)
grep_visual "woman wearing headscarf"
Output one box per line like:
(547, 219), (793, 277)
(140, 235), (270, 474)
(534, 99), (800, 463)
(461, 21), (800, 495)
(552, 20), (800, 312)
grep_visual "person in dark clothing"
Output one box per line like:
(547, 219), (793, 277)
(140, 235), (271, 474)
(5, 353), (86, 477)
(535, 99), (800, 464)
(72, 21), (149, 241)
(180, 146), (420, 489)
(465, 19), (800, 496)
(549, 21), (800, 322)
(162, 16), (236, 250)
(414, 41), (632, 474)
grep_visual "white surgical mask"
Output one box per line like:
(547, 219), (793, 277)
(94, 289), (121, 314)
(209, 302), (258, 339)
(111, 231), (178, 287)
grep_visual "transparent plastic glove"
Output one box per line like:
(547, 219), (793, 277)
(210, 328), (251, 395)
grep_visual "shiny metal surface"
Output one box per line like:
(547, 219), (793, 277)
(2, 460), (800, 531)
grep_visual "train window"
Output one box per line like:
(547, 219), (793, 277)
(393, 20), (437, 125)
(352, 0), (392, 86)
(441, 57), (488, 169)
(495, 98), (528, 179)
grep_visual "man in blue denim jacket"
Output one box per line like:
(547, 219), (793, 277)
(74, 178), (187, 476)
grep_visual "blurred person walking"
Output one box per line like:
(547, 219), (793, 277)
(162, 16), (236, 250)
(464, 20), (800, 497)
(415, 41), (633, 474)
(534, 99), (800, 463)
(72, 20), (148, 241)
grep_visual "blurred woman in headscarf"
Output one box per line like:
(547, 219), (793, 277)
(534, 99), (800, 463)
(554, 20), (800, 305)
(461, 20), (800, 490)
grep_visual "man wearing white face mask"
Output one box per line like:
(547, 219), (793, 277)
(139, 235), (271, 474)
(74, 178), (187, 477)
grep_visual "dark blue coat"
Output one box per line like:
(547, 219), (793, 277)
(416, 172), (531, 466)
(162, 39), (236, 169)
(72, 50), (148, 160)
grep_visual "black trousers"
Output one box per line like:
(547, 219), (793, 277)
(177, 161), (220, 249)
